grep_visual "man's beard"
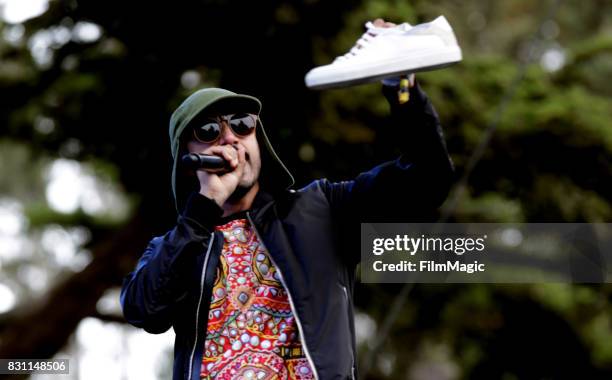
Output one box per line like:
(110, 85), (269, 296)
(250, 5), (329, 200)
(226, 158), (260, 204)
(226, 177), (257, 203)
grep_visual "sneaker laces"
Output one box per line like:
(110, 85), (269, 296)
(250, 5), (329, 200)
(334, 22), (412, 63)
(334, 22), (385, 63)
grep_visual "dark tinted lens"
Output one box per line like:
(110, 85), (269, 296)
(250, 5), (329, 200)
(229, 114), (256, 136)
(193, 122), (221, 143)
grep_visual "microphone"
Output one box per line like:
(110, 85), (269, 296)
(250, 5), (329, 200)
(181, 153), (229, 171)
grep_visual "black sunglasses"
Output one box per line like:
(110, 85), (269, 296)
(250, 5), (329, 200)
(190, 113), (257, 144)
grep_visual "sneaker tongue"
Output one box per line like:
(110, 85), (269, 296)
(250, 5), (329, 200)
(365, 21), (387, 34)
(363, 23), (379, 35)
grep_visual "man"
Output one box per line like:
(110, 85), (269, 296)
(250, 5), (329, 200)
(121, 21), (454, 380)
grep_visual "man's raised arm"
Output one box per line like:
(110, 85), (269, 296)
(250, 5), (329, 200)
(315, 80), (455, 221)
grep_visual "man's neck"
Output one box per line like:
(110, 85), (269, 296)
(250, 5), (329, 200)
(222, 182), (260, 218)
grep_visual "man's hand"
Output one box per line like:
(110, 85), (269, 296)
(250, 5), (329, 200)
(195, 144), (246, 208)
(372, 18), (396, 28)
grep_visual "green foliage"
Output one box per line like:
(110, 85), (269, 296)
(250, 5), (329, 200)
(454, 191), (525, 222)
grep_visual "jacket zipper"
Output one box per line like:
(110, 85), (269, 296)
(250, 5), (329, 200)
(341, 285), (356, 380)
(246, 212), (320, 380)
(188, 234), (215, 380)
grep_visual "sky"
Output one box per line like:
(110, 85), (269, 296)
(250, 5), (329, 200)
(0, 0), (48, 24)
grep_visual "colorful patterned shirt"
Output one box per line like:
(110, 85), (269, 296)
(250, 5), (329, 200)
(200, 218), (315, 380)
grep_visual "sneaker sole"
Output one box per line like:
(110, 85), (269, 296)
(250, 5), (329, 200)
(305, 47), (462, 90)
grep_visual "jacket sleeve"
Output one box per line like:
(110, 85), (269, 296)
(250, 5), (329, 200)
(318, 80), (455, 221)
(120, 193), (222, 333)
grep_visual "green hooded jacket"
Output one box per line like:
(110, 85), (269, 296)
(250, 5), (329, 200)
(168, 88), (294, 212)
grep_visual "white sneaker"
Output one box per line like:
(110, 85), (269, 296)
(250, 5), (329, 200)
(304, 16), (462, 90)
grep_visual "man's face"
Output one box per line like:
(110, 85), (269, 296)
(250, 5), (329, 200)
(186, 112), (261, 191)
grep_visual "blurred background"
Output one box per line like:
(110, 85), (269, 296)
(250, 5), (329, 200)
(0, 0), (611, 379)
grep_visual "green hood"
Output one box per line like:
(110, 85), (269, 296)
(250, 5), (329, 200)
(169, 88), (295, 213)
